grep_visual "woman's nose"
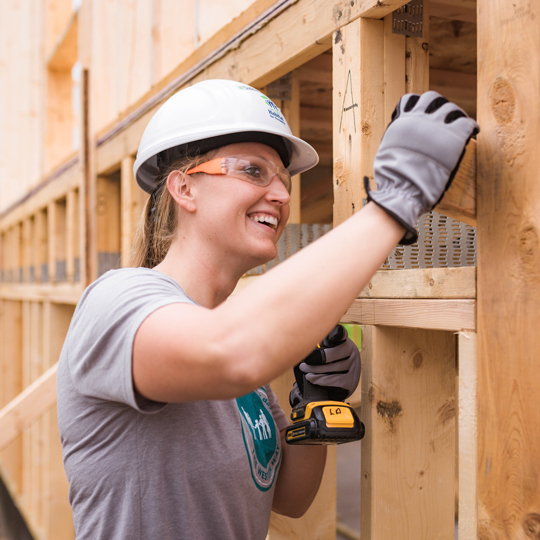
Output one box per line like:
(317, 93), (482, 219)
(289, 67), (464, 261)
(265, 175), (291, 205)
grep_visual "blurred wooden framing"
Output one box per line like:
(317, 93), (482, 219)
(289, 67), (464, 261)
(3, 0), (523, 538)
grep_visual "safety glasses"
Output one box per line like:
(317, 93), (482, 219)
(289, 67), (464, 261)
(186, 155), (292, 194)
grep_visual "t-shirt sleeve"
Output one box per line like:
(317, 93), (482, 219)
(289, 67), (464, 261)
(265, 384), (290, 431)
(63, 269), (195, 413)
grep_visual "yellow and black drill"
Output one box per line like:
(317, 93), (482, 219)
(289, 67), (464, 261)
(285, 325), (365, 445)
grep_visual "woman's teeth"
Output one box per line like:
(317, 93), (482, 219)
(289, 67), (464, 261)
(250, 215), (278, 229)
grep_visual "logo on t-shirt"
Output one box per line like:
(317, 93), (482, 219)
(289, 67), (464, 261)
(236, 388), (281, 491)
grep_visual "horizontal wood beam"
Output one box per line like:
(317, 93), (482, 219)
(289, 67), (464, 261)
(0, 364), (58, 452)
(0, 284), (82, 304)
(342, 298), (476, 331)
(360, 266), (476, 299)
(431, 0), (476, 23)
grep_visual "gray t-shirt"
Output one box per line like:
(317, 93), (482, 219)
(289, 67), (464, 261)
(57, 268), (289, 540)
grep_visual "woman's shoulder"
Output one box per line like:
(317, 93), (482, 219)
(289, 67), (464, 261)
(77, 267), (194, 313)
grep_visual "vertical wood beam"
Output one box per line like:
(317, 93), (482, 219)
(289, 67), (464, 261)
(477, 1), (540, 537)
(66, 189), (79, 282)
(21, 218), (32, 283)
(79, 1), (96, 286)
(361, 327), (456, 538)
(458, 331), (477, 539)
(281, 70), (301, 224)
(333, 18), (385, 221)
(96, 174), (121, 276)
(42, 303), (74, 540)
(334, 11), (456, 538)
(121, 156), (136, 267)
(35, 209), (49, 283)
(0, 300), (23, 494)
(405, 3), (430, 94)
(47, 202), (57, 283)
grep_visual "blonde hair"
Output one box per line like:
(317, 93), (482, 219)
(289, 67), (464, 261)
(128, 152), (210, 268)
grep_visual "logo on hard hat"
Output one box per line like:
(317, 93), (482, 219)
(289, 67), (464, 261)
(261, 96), (286, 125)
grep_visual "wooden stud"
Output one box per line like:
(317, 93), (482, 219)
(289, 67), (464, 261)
(476, 1), (540, 537)
(405, 1), (430, 95)
(457, 330), (477, 539)
(360, 326), (456, 539)
(333, 17), (385, 221)
(66, 188), (80, 282)
(436, 140), (477, 227)
(47, 202), (57, 283)
(120, 156), (136, 267)
(21, 218), (32, 283)
(96, 174), (121, 276)
(333, 10), (457, 538)
(280, 70), (302, 224)
(34, 209), (49, 283)
(0, 300), (23, 494)
(42, 302), (74, 540)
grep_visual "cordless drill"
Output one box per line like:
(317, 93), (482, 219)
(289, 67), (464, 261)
(284, 326), (365, 445)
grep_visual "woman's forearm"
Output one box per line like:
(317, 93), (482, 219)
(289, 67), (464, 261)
(272, 432), (328, 518)
(214, 202), (404, 389)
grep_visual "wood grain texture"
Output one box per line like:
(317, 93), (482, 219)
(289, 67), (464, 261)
(361, 326), (456, 539)
(476, 1), (540, 538)
(360, 266), (476, 299)
(436, 139), (477, 227)
(458, 331), (477, 540)
(0, 363), (57, 453)
(343, 298), (476, 331)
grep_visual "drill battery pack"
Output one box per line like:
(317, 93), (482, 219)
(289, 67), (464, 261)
(285, 400), (365, 445)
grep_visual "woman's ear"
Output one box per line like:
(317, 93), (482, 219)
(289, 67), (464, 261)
(167, 170), (196, 213)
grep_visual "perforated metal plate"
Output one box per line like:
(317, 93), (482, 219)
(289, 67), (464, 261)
(392, 0), (424, 38)
(245, 212), (476, 276)
(382, 211), (477, 269)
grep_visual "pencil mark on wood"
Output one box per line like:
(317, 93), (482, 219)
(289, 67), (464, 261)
(339, 70), (357, 134)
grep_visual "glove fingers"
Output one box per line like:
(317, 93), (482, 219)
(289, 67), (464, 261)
(299, 357), (354, 374)
(305, 372), (347, 389)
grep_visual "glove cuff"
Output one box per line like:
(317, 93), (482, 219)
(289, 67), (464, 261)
(364, 176), (418, 245)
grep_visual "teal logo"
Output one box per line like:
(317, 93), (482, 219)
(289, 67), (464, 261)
(261, 96), (286, 125)
(236, 388), (281, 491)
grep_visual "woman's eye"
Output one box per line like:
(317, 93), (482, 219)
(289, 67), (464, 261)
(243, 166), (262, 178)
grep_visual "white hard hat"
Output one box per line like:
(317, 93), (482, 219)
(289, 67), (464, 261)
(133, 79), (319, 193)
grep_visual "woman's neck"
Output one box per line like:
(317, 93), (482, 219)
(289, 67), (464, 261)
(152, 239), (245, 309)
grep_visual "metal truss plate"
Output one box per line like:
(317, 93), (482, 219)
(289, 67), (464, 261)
(393, 0), (424, 38)
(383, 211), (477, 270)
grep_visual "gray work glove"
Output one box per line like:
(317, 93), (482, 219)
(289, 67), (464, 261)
(365, 91), (480, 244)
(289, 325), (361, 407)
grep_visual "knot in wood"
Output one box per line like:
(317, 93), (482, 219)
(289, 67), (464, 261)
(523, 514), (540, 539)
(489, 78), (515, 124)
(518, 224), (539, 269)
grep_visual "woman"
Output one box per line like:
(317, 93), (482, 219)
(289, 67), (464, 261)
(57, 80), (478, 539)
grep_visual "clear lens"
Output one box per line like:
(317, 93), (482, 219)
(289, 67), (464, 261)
(223, 155), (291, 194)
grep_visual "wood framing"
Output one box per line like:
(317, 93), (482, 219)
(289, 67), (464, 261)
(476, 1), (540, 537)
(5, 0), (531, 538)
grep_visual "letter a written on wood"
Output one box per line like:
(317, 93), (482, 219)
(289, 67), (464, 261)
(339, 70), (358, 134)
